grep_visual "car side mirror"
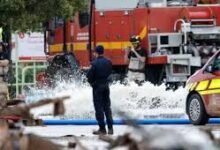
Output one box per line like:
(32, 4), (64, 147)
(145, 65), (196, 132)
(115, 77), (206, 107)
(205, 65), (213, 73)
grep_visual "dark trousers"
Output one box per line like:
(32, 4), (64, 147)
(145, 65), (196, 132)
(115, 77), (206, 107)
(93, 84), (113, 130)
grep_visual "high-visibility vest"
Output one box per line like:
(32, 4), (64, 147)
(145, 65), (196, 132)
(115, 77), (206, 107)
(0, 27), (2, 42)
(128, 56), (145, 71)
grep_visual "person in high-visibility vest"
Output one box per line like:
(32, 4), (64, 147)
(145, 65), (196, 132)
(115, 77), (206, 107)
(0, 27), (3, 42)
(124, 35), (147, 85)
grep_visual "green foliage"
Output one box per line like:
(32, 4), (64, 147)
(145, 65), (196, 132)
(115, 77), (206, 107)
(0, 0), (87, 31)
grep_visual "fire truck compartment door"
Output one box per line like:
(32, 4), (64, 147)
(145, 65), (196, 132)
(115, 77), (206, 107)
(165, 54), (201, 82)
(104, 16), (132, 62)
(167, 55), (201, 67)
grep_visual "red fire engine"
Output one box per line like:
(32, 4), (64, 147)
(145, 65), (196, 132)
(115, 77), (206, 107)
(43, 0), (220, 87)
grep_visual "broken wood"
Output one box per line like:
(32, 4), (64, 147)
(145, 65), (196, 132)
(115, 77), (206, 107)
(0, 96), (70, 125)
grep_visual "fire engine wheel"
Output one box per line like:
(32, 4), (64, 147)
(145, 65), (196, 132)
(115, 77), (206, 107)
(187, 94), (209, 125)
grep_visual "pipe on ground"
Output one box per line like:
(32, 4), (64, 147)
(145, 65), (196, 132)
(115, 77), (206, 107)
(43, 118), (220, 125)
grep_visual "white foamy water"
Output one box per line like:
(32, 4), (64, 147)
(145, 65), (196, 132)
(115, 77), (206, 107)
(25, 80), (188, 119)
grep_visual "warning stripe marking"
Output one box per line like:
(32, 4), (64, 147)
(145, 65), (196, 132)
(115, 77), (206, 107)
(188, 78), (220, 95)
(195, 80), (210, 91)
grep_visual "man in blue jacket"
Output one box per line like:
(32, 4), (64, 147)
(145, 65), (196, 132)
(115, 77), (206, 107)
(87, 45), (113, 135)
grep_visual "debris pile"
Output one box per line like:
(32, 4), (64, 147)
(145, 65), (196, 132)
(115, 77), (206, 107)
(0, 96), (69, 125)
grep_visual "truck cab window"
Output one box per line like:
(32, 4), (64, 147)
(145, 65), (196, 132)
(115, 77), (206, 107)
(48, 19), (55, 31)
(55, 17), (64, 28)
(79, 12), (89, 28)
(47, 17), (64, 45)
(46, 19), (56, 44)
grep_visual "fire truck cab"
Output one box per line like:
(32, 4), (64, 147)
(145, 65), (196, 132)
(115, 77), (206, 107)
(186, 50), (220, 125)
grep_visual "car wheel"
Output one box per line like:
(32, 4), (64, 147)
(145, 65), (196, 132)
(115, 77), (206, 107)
(187, 94), (209, 125)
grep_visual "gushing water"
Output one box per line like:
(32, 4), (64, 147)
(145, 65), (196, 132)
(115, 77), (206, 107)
(25, 81), (220, 150)
(26, 80), (188, 119)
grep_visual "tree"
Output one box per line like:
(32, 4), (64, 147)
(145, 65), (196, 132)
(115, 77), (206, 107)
(0, 0), (87, 31)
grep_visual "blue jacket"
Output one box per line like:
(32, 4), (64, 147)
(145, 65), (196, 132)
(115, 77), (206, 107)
(87, 56), (112, 87)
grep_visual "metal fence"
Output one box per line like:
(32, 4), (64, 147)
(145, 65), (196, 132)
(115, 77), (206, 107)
(8, 60), (48, 97)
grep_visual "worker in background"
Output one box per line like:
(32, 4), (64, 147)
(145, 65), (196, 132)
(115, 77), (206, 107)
(186, 34), (200, 57)
(0, 42), (9, 101)
(210, 43), (218, 56)
(124, 35), (146, 85)
(199, 42), (210, 65)
(87, 45), (113, 135)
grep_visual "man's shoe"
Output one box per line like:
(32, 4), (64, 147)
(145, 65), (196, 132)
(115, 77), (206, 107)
(108, 128), (113, 135)
(92, 129), (107, 135)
